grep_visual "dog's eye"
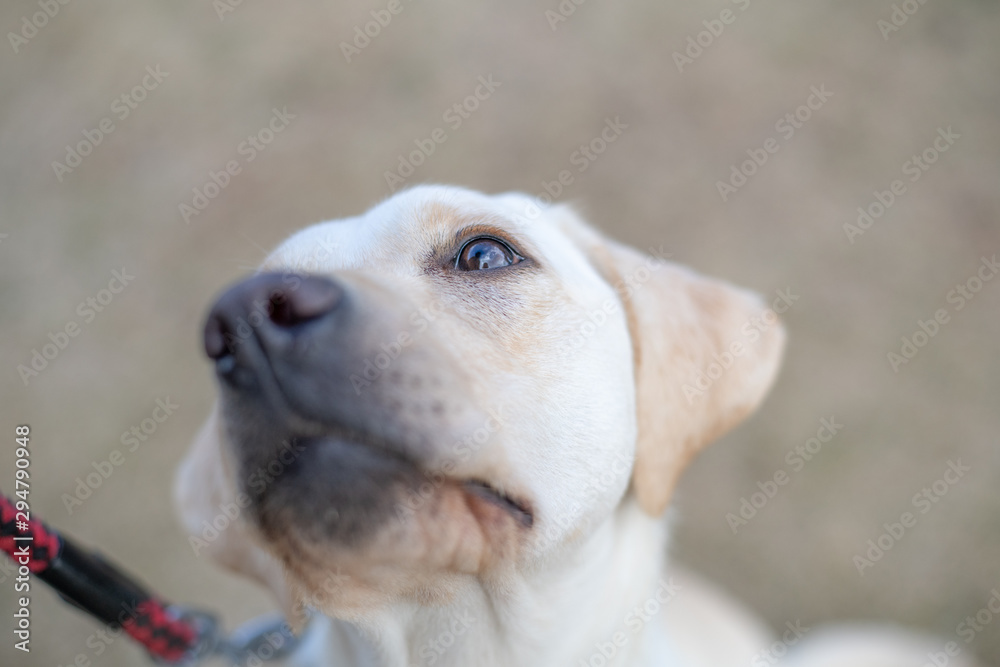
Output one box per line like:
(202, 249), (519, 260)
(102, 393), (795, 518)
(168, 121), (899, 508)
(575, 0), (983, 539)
(456, 238), (520, 271)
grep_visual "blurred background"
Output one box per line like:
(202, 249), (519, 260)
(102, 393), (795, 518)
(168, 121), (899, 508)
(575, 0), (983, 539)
(1, 1), (998, 665)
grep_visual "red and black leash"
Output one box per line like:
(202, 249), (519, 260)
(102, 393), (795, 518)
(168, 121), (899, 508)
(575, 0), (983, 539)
(0, 492), (199, 663)
(0, 492), (308, 665)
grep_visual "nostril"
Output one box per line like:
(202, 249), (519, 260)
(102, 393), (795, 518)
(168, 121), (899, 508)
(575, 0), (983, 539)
(202, 274), (344, 366)
(204, 315), (228, 360)
(267, 277), (342, 328)
(268, 296), (296, 327)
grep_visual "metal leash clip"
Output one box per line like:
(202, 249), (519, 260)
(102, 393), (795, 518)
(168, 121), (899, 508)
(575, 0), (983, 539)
(164, 607), (311, 666)
(155, 608), (221, 666)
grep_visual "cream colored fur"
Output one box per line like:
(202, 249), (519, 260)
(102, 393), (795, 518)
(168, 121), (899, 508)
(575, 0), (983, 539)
(175, 186), (977, 667)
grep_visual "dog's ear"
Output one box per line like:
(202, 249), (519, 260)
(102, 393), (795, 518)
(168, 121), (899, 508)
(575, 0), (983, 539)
(556, 208), (786, 516)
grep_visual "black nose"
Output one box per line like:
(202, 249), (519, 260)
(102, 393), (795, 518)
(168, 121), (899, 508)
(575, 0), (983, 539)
(203, 273), (343, 364)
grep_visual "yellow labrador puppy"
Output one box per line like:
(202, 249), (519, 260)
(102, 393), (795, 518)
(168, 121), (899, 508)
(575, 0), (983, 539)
(176, 186), (976, 667)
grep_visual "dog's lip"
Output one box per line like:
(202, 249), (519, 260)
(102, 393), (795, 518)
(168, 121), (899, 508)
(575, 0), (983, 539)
(320, 428), (536, 528)
(276, 432), (536, 530)
(322, 432), (535, 529)
(462, 480), (534, 528)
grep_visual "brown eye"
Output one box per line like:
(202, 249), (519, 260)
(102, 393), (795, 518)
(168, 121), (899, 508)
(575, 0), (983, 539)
(456, 238), (519, 271)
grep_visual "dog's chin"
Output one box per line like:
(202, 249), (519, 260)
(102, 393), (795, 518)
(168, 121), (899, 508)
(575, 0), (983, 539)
(228, 429), (533, 610)
(241, 428), (533, 536)
(248, 434), (422, 546)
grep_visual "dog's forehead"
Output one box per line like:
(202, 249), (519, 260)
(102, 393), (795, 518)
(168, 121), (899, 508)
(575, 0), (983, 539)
(261, 186), (560, 275)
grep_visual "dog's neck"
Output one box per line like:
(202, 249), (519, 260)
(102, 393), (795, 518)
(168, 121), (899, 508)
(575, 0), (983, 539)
(292, 501), (675, 667)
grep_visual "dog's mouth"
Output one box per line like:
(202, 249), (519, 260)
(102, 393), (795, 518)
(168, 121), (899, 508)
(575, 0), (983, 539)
(218, 360), (534, 540)
(462, 479), (533, 528)
(241, 429), (534, 552)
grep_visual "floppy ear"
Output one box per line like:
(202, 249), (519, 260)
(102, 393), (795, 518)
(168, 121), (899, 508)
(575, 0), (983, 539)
(557, 209), (786, 516)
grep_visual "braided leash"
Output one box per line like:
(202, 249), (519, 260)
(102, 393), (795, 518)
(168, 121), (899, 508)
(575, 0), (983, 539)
(1, 492), (310, 665)
(0, 492), (199, 663)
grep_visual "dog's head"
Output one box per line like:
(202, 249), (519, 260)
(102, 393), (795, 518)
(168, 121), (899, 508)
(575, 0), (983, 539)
(175, 185), (784, 626)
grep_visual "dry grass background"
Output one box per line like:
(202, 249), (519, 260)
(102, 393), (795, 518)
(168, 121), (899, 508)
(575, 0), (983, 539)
(1, 1), (998, 665)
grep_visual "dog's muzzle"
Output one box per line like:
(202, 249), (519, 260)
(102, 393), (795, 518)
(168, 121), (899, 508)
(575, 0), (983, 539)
(201, 272), (531, 547)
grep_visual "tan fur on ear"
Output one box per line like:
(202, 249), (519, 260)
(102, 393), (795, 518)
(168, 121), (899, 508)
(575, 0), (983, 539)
(558, 210), (786, 515)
